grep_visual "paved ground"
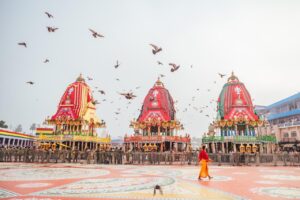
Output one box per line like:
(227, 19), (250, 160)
(0, 163), (300, 200)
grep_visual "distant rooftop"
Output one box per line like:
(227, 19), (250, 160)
(267, 92), (300, 109)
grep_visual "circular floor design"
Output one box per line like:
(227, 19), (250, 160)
(251, 187), (300, 199)
(0, 168), (110, 181)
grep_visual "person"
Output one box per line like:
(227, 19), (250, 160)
(198, 146), (213, 180)
(153, 184), (163, 196)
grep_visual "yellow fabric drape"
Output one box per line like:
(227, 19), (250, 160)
(198, 159), (209, 178)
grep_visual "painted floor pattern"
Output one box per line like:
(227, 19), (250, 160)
(0, 163), (300, 200)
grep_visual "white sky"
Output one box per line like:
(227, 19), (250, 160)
(0, 0), (299, 138)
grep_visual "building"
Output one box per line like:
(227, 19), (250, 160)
(202, 72), (276, 153)
(0, 128), (35, 147)
(36, 74), (110, 150)
(124, 78), (191, 152)
(257, 92), (300, 151)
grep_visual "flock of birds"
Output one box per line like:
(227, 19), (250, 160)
(20, 11), (229, 127)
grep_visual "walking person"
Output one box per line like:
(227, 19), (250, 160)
(198, 146), (213, 181)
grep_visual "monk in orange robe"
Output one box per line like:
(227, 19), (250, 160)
(198, 146), (213, 180)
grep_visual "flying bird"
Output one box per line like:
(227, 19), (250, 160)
(150, 44), (162, 55)
(119, 92), (136, 100)
(114, 60), (120, 69)
(205, 114), (210, 117)
(218, 73), (226, 78)
(18, 42), (27, 48)
(45, 12), (53, 18)
(115, 112), (120, 115)
(169, 63), (180, 72)
(44, 59), (49, 63)
(157, 61), (163, 65)
(89, 29), (104, 38)
(98, 90), (105, 95)
(47, 26), (58, 32)
(87, 76), (93, 81)
(160, 74), (165, 78)
(26, 81), (34, 85)
(116, 78), (120, 81)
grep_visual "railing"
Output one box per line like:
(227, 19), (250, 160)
(2, 151), (299, 166)
(278, 121), (300, 128)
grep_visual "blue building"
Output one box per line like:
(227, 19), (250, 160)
(256, 92), (300, 150)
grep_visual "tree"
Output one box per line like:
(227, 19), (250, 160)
(15, 124), (22, 132)
(30, 123), (36, 133)
(0, 120), (8, 128)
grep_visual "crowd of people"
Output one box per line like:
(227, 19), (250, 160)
(0, 145), (299, 166)
(0, 145), (123, 164)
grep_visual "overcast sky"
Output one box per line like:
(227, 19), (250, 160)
(0, 0), (300, 138)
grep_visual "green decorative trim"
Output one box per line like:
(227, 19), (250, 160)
(202, 136), (224, 143)
(202, 135), (276, 143)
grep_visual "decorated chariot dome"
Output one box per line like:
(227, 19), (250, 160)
(38, 74), (109, 151)
(50, 73), (102, 126)
(217, 72), (259, 122)
(125, 78), (190, 152)
(202, 72), (274, 154)
(137, 78), (176, 122)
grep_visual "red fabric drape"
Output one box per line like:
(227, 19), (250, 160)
(198, 150), (209, 161)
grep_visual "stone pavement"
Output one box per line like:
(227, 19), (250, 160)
(0, 163), (300, 200)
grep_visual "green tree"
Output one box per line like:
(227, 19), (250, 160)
(30, 123), (36, 133)
(15, 124), (22, 132)
(0, 120), (8, 128)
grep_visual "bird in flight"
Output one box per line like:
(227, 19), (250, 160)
(89, 29), (104, 38)
(157, 61), (163, 65)
(26, 81), (34, 85)
(18, 42), (27, 48)
(169, 63), (180, 72)
(114, 60), (120, 69)
(45, 12), (53, 18)
(205, 114), (209, 117)
(116, 78), (120, 81)
(119, 92), (137, 100)
(160, 74), (165, 78)
(98, 90), (105, 95)
(218, 73), (226, 78)
(150, 44), (162, 55)
(87, 76), (93, 81)
(44, 59), (49, 63)
(47, 26), (59, 32)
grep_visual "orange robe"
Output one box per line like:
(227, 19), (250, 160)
(198, 150), (210, 178)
